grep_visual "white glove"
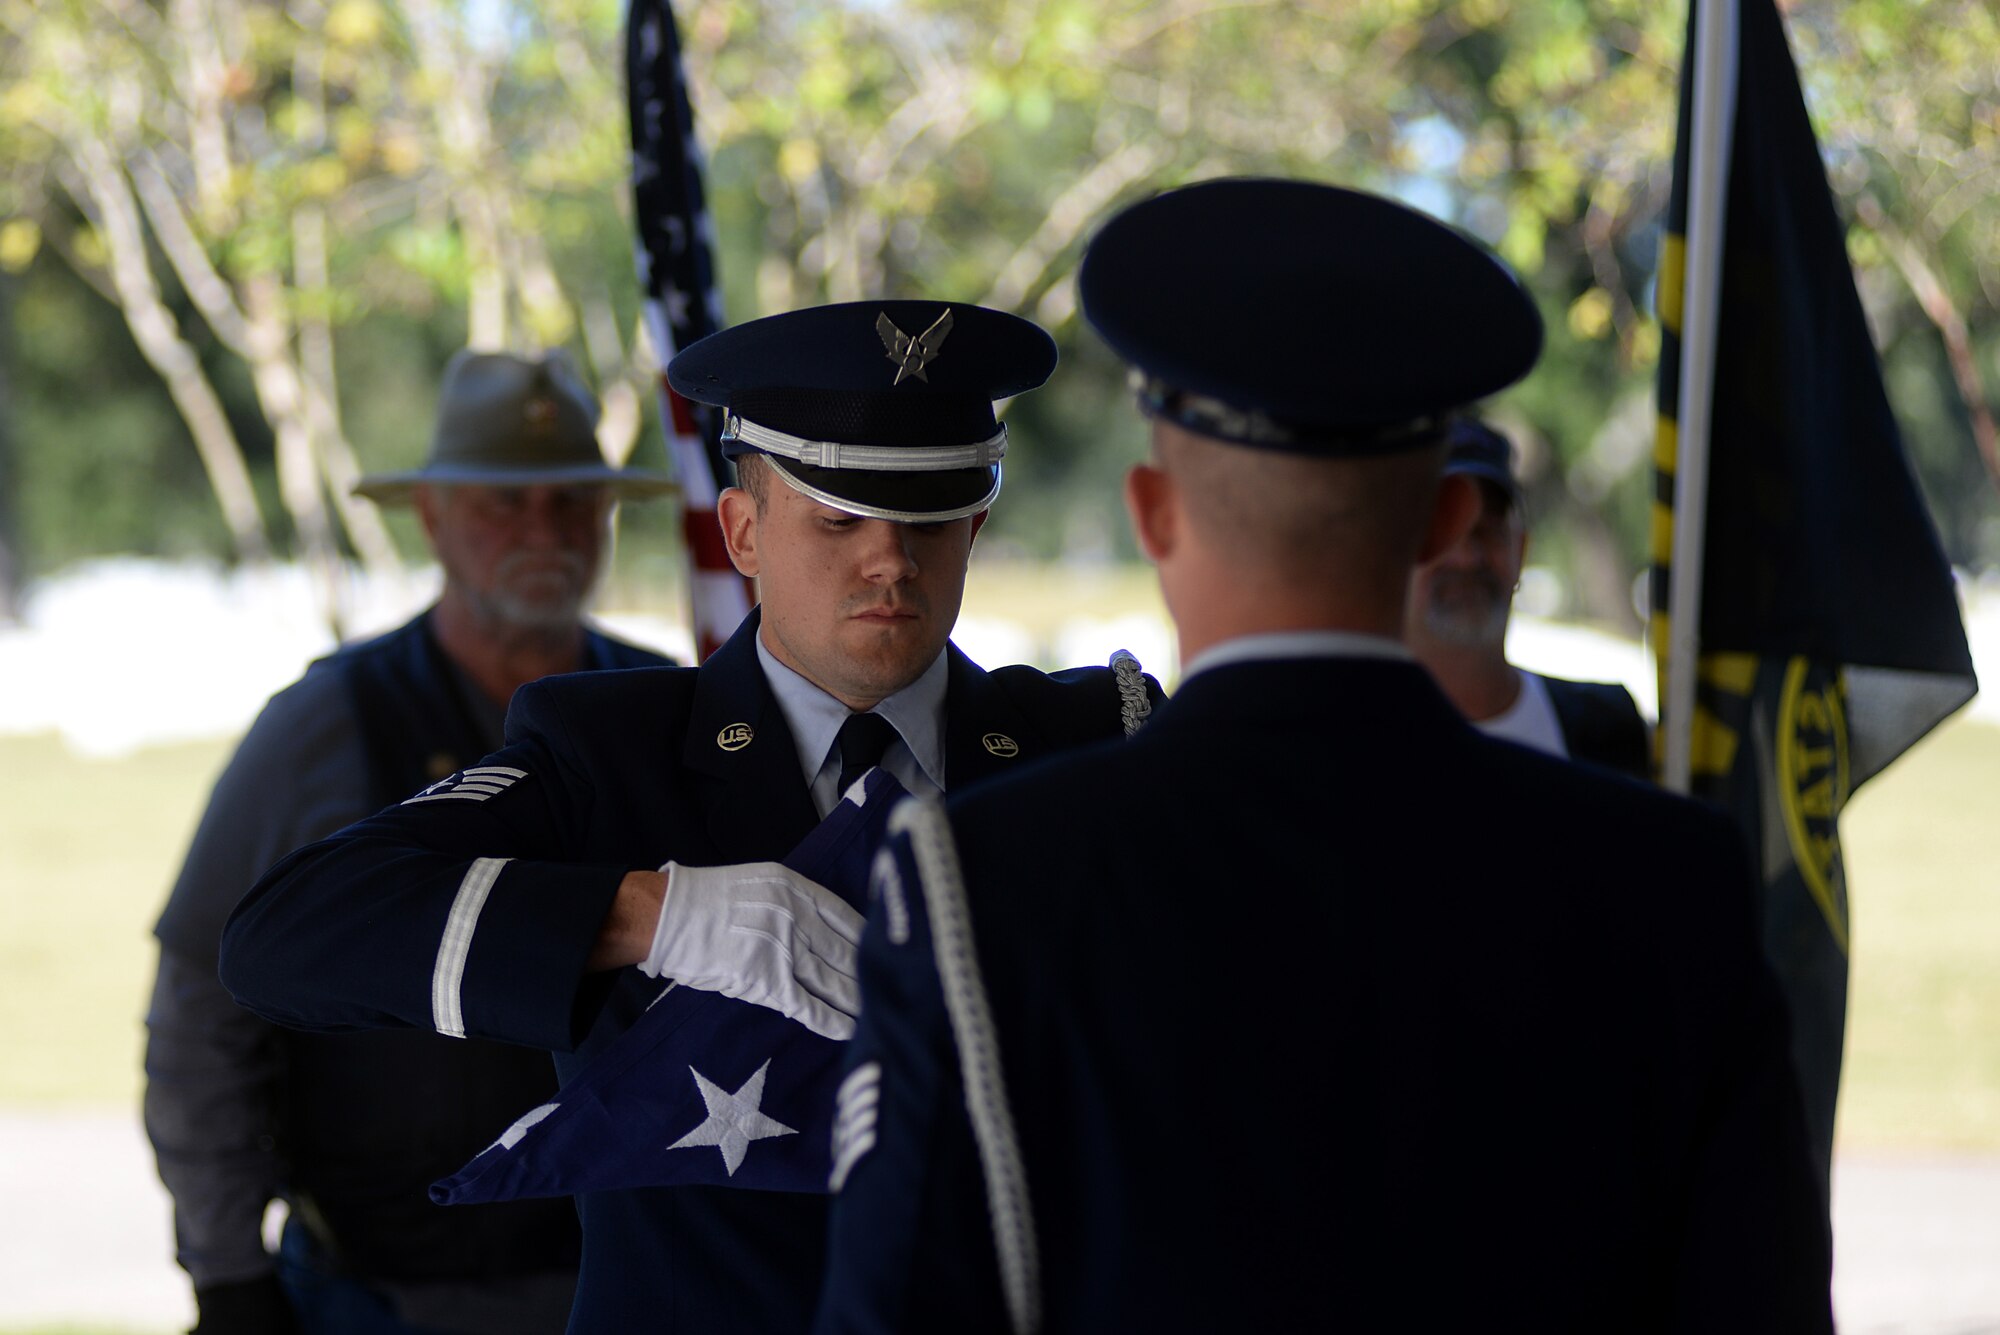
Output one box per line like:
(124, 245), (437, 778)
(641, 861), (864, 1041)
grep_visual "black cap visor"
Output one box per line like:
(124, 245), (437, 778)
(763, 457), (1000, 523)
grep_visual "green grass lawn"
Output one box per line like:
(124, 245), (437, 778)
(0, 731), (231, 1107)
(1839, 714), (2000, 1148)
(2, 703), (1996, 1150)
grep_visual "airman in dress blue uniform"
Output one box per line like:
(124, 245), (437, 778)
(219, 301), (1160, 1333)
(813, 180), (1833, 1334)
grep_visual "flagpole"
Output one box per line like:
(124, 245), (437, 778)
(1662, 0), (1740, 794)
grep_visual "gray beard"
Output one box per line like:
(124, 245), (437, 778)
(1418, 570), (1511, 648)
(466, 553), (595, 634)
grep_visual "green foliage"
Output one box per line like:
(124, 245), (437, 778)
(4, 263), (236, 565)
(0, 0), (1995, 600)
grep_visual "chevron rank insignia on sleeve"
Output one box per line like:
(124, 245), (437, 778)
(402, 766), (528, 805)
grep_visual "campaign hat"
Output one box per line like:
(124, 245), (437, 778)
(354, 349), (676, 503)
(1078, 178), (1542, 453)
(666, 300), (1057, 522)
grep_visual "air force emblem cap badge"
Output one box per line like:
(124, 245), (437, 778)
(664, 300), (1056, 524)
(875, 309), (954, 385)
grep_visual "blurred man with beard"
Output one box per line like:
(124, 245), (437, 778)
(146, 350), (674, 1334)
(1404, 417), (1652, 778)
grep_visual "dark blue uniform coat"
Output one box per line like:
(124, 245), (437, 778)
(816, 656), (1833, 1335)
(220, 613), (1149, 1334)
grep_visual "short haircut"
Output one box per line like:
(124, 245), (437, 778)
(734, 453), (771, 512)
(1155, 422), (1447, 585)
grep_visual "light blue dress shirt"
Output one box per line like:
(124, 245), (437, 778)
(755, 635), (948, 817)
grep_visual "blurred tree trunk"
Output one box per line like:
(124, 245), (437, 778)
(295, 203), (403, 576)
(0, 276), (21, 622)
(65, 135), (273, 566)
(1857, 196), (2000, 506)
(401, 0), (510, 349)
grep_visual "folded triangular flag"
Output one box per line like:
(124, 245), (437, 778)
(432, 768), (907, 1202)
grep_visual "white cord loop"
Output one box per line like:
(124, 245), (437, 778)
(888, 797), (1041, 1335)
(1110, 649), (1153, 738)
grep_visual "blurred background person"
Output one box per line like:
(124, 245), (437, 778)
(1405, 417), (1651, 779)
(143, 350), (675, 1335)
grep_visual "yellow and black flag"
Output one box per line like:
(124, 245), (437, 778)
(1653, 0), (1976, 1186)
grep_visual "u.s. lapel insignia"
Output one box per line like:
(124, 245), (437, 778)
(716, 722), (754, 752)
(980, 732), (1019, 758)
(875, 309), (954, 385)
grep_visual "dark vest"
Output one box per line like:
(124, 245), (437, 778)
(280, 614), (665, 1282)
(1541, 674), (1652, 781)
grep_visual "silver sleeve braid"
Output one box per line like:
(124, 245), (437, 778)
(887, 796), (1042, 1335)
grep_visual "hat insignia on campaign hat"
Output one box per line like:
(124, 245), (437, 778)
(876, 310), (954, 385)
(352, 349), (676, 504)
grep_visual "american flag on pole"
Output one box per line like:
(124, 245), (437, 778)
(627, 0), (752, 660)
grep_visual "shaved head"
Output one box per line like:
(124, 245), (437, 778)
(1126, 419), (1472, 655)
(1152, 421), (1448, 584)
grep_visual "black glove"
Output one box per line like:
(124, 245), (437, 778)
(191, 1274), (301, 1335)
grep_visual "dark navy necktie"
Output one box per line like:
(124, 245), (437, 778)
(834, 712), (899, 797)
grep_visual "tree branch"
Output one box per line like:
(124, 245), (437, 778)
(981, 139), (1169, 313)
(129, 151), (254, 353)
(61, 133), (272, 563)
(1858, 194), (2000, 507)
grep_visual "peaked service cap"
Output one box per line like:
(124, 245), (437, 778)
(354, 349), (676, 503)
(667, 300), (1057, 522)
(1443, 417), (1522, 507)
(1079, 178), (1543, 453)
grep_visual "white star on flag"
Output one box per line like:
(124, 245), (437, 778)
(666, 1060), (797, 1176)
(661, 282), (691, 327)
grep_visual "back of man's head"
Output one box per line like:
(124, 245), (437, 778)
(1079, 179), (1542, 646)
(1155, 422), (1444, 580)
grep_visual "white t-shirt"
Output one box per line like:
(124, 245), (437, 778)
(1475, 670), (1568, 759)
